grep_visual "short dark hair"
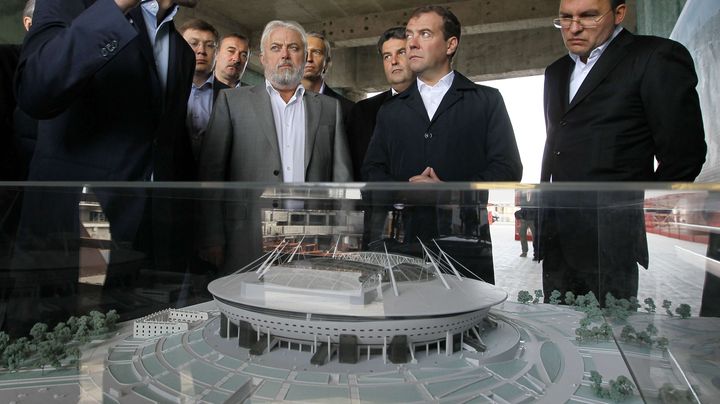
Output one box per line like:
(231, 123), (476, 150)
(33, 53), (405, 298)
(377, 26), (406, 56)
(220, 33), (250, 48)
(611, 0), (626, 8)
(409, 5), (461, 43)
(307, 31), (332, 62)
(178, 18), (219, 42)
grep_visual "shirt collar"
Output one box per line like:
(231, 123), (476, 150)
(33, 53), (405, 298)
(140, 1), (179, 30)
(319, 81), (326, 94)
(417, 70), (455, 92)
(569, 26), (623, 64)
(391, 88), (398, 96)
(265, 80), (305, 103)
(193, 74), (214, 89)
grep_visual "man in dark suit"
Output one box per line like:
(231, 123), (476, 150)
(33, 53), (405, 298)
(11, 0), (198, 322)
(540, 0), (706, 302)
(212, 33), (250, 96)
(362, 6), (522, 282)
(301, 32), (354, 127)
(346, 26), (414, 181)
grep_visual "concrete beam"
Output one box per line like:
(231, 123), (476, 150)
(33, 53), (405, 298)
(302, 0), (562, 48)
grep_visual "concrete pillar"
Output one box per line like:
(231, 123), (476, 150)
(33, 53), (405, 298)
(636, 0), (687, 37)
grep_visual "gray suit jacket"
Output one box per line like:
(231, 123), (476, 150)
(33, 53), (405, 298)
(198, 84), (352, 273)
(199, 84), (352, 182)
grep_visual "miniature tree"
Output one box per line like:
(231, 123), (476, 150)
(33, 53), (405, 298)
(609, 375), (635, 402)
(646, 323), (658, 337)
(675, 304), (691, 319)
(628, 296), (641, 311)
(636, 330), (652, 345)
(655, 336), (669, 351)
(575, 294), (587, 308)
(579, 317), (592, 328)
(4, 337), (30, 371)
(105, 310), (120, 331)
(29, 322), (49, 343)
(66, 316), (79, 334)
(599, 322), (613, 341)
(565, 291), (576, 306)
(533, 289), (543, 304)
(0, 331), (9, 355)
(67, 346), (81, 369)
(74, 321), (91, 344)
(53, 322), (73, 345)
(620, 325), (636, 343)
(644, 297), (656, 313)
(89, 310), (108, 335)
(605, 292), (617, 308)
(517, 290), (533, 304)
(663, 300), (673, 316)
(37, 339), (64, 373)
(549, 290), (562, 305)
(589, 371), (604, 396)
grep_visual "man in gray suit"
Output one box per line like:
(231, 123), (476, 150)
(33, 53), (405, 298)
(199, 20), (352, 272)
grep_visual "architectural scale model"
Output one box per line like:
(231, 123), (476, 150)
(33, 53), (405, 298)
(207, 241), (508, 364)
(1, 247), (715, 403)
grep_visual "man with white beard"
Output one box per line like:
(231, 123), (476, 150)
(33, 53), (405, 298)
(198, 20), (351, 272)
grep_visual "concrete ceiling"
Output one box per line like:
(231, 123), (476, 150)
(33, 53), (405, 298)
(181, 0), (637, 94)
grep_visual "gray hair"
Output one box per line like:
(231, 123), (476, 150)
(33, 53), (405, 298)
(23, 0), (35, 18)
(307, 31), (332, 63)
(260, 20), (307, 56)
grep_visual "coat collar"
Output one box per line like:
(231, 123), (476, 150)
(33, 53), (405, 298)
(398, 70), (475, 123)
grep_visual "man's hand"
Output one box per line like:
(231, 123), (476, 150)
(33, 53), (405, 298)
(114, 0), (142, 14)
(409, 167), (442, 183)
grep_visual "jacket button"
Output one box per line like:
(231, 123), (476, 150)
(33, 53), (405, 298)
(560, 120), (568, 127)
(100, 48), (109, 57)
(555, 151), (561, 156)
(424, 132), (432, 139)
(273, 170), (280, 176)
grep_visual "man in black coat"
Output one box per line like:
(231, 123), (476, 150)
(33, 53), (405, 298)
(346, 26), (414, 181)
(11, 0), (199, 324)
(362, 6), (522, 282)
(540, 0), (706, 302)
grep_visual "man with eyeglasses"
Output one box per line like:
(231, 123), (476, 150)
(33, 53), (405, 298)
(539, 0), (706, 303)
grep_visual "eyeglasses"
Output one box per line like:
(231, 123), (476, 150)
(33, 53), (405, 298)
(553, 9), (613, 29)
(188, 40), (217, 51)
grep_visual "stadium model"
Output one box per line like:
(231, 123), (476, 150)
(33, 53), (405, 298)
(208, 240), (508, 364)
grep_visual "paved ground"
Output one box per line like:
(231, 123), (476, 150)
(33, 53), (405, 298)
(490, 223), (708, 314)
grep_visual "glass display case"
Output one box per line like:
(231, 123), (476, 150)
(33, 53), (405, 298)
(0, 181), (717, 403)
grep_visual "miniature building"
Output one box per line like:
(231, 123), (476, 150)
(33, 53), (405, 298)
(208, 243), (507, 364)
(133, 309), (208, 338)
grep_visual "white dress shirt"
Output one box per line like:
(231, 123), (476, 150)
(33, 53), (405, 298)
(266, 81), (306, 183)
(140, 1), (178, 92)
(568, 26), (623, 102)
(417, 71), (455, 121)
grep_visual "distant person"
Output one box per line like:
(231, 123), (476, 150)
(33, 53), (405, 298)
(198, 20), (352, 272)
(516, 208), (538, 260)
(179, 18), (219, 159)
(346, 26), (414, 181)
(301, 32), (354, 125)
(539, 0), (706, 302)
(362, 5), (522, 282)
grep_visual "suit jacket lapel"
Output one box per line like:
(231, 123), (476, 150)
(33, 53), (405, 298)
(567, 29), (633, 113)
(129, 7), (162, 107)
(555, 57), (573, 115)
(250, 86), (281, 160)
(304, 92), (321, 173)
